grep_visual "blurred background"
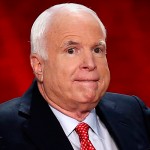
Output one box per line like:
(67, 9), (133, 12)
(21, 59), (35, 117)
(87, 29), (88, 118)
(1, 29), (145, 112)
(0, 0), (150, 106)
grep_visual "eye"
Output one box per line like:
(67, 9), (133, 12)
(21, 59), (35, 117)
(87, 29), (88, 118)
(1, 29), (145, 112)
(93, 47), (102, 53)
(93, 47), (107, 57)
(67, 48), (75, 54)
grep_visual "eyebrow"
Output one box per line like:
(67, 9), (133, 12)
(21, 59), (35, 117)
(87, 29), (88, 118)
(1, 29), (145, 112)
(96, 41), (106, 47)
(61, 40), (106, 48)
(61, 40), (79, 48)
(92, 40), (106, 50)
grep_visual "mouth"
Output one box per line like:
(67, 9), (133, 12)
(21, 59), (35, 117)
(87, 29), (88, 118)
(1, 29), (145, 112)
(74, 78), (99, 82)
(74, 79), (99, 89)
(74, 80), (98, 83)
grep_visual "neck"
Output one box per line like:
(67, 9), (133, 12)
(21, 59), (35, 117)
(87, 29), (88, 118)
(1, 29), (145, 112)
(37, 82), (91, 121)
(48, 99), (90, 121)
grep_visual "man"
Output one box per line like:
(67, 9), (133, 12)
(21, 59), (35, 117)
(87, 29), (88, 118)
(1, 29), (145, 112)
(0, 3), (150, 150)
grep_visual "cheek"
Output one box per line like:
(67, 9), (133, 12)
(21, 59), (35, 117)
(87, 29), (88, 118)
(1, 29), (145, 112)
(57, 57), (80, 78)
(97, 58), (109, 74)
(97, 59), (110, 88)
(43, 60), (58, 87)
(45, 61), (74, 88)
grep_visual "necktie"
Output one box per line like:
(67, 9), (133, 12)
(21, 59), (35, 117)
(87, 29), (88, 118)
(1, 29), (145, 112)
(75, 122), (96, 150)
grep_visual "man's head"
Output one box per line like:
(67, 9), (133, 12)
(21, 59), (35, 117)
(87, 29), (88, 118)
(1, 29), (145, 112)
(30, 3), (110, 120)
(30, 3), (106, 59)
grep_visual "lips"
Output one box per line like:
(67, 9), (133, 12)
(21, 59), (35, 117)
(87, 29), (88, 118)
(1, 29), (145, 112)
(74, 76), (99, 82)
(74, 79), (99, 89)
(74, 78), (99, 83)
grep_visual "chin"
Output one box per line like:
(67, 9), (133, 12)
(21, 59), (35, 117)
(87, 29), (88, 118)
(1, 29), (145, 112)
(80, 101), (98, 113)
(78, 93), (99, 104)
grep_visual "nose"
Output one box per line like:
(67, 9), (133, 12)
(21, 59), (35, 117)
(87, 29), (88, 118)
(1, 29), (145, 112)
(80, 51), (96, 71)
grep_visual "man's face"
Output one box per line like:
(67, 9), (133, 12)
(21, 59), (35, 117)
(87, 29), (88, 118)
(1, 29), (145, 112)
(41, 11), (110, 112)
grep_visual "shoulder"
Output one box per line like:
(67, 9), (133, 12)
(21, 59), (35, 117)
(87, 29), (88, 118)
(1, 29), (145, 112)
(103, 92), (137, 101)
(97, 92), (150, 142)
(100, 92), (148, 115)
(0, 80), (36, 121)
(0, 97), (21, 115)
(102, 92), (145, 106)
(0, 98), (20, 122)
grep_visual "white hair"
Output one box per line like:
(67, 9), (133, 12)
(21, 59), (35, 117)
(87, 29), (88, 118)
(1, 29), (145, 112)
(30, 3), (106, 60)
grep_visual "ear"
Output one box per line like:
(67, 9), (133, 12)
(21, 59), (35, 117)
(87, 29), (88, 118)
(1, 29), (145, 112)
(30, 54), (44, 82)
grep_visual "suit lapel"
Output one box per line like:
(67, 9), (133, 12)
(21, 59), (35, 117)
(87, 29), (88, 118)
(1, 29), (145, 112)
(96, 98), (138, 150)
(20, 81), (73, 150)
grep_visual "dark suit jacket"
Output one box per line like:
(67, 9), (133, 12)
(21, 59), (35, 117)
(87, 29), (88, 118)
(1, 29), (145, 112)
(0, 81), (150, 150)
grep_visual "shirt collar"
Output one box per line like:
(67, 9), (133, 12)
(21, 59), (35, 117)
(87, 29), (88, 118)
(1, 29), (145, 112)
(83, 109), (101, 137)
(49, 105), (101, 137)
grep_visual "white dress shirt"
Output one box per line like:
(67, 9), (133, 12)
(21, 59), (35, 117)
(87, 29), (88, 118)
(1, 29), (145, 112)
(49, 105), (118, 150)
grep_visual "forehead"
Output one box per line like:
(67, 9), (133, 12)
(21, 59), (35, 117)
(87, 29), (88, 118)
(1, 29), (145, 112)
(45, 9), (105, 47)
(49, 9), (103, 32)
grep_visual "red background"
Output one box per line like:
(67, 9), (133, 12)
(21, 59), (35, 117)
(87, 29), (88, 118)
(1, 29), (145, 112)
(0, 0), (150, 106)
